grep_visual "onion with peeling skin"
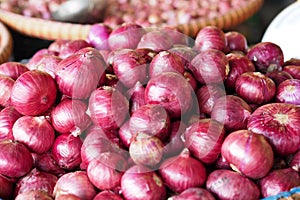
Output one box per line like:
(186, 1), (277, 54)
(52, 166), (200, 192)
(0, 61), (29, 80)
(0, 106), (22, 140)
(87, 23), (112, 51)
(276, 79), (300, 105)
(168, 187), (215, 200)
(0, 74), (14, 107)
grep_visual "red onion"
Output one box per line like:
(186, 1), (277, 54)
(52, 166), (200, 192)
(221, 130), (274, 179)
(235, 72), (276, 105)
(87, 23), (112, 50)
(290, 150), (300, 172)
(51, 133), (82, 170)
(283, 65), (300, 79)
(135, 48), (158, 63)
(105, 73), (126, 92)
(183, 71), (198, 91)
(194, 26), (226, 52)
(32, 152), (65, 176)
(206, 169), (260, 200)
(30, 54), (62, 79)
(26, 49), (58, 70)
(247, 103), (300, 156)
(169, 187), (215, 200)
(112, 49), (148, 88)
(145, 72), (193, 118)
(184, 118), (226, 164)
(51, 98), (92, 136)
(93, 190), (123, 200)
(0, 106), (21, 139)
(88, 86), (129, 131)
(0, 74), (14, 107)
(12, 115), (55, 153)
(48, 39), (69, 54)
(108, 23), (146, 50)
(283, 58), (300, 66)
(129, 133), (164, 167)
(159, 148), (206, 193)
(0, 61), (29, 80)
(58, 39), (93, 59)
(189, 49), (228, 84)
(53, 171), (97, 200)
(224, 31), (248, 53)
(196, 84), (226, 116)
(214, 154), (231, 170)
(160, 27), (189, 46)
(276, 79), (300, 105)
(0, 139), (33, 178)
(211, 95), (252, 132)
(121, 165), (166, 200)
(55, 47), (106, 99)
(247, 41), (284, 72)
(55, 194), (81, 200)
(11, 70), (57, 116)
(259, 168), (300, 198)
(129, 104), (170, 141)
(126, 81), (146, 115)
(169, 45), (198, 70)
(119, 120), (134, 148)
(15, 190), (53, 200)
(87, 152), (127, 190)
(137, 30), (174, 52)
(148, 50), (185, 77)
(0, 174), (14, 199)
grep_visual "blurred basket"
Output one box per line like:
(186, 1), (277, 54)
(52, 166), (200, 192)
(0, 22), (13, 64)
(0, 0), (263, 40)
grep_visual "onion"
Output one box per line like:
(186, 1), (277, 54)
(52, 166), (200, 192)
(290, 150), (300, 172)
(87, 152), (127, 190)
(12, 115), (55, 153)
(247, 103), (300, 156)
(119, 120), (134, 148)
(184, 118), (226, 164)
(32, 152), (65, 176)
(129, 104), (170, 141)
(211, 95), (252, 132)
(259, 168), (300, 198)
(206, 169), (260, 200)
(189, 49), (228, 84)
(159, 148), (206, 193)
(55, 194), (81, 200)
(276, 79), (300, 105)
(224, 31), (248, 53)
(121, 165), (166, 200)
(51, 98), (92, 136)
(137, 30), (174, 52)
(160, 27), (189, 46)
(108, 23), (146, 50)
(282, 65), (300, 79)
(105, 73), (126, 92)
(0, 174), (14, 199)
(51, 133), (82, 170)
(15, 190), (53, 200)
(221, 130), (274, 179)
(214, 154), (231, 170)
(87, 23), (112, 50)
(247, 41), (284, 72)
(30, 54), (62, 78)
(93, 190), (123, 200)
(0, 61), (29, 80)
(266, 70), (293, 86)
(26, 49), (58, 70)
(0, 106), (22, 139)
(48, 39), (69, 54)
(88, 86), (129, 131)
(135, 48), (158, 63)
(11, 70), (57, 116)
(235, 72), (276, 105)
(169, 45), (198, 70)
(53, 171), (97, 200)
(194, 26), (226, 52)
(168, 187), (215, 200)
(0, 74), (14, 107)
(145, 72), (193, 118)
(126, 81), (146, 115)
(283, 58), (300, 66)
(129, 133), (164, 167)
(183, 71), (198, 91)
(55, 47), (106, 99)
(0, 139), (33, 178)
(58, 39), (93, 59)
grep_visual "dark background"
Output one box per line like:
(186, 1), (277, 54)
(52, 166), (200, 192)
(9, 0), (295, 61)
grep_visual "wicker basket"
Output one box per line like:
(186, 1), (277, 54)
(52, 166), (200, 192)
(0, 0), (263, 40)
(0, 22), (13, 64)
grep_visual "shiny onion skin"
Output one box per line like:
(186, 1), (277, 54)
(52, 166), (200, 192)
(183, 71), (198, 91)
(266, 70), (293, 86)
(206, 169), (260, 200)
(15, 190), (53, 200)
(11, 70), (57, 116)
(87, 23), (112, 51)
(32, 152), (65, 176)
(26, 49), (58, 70)
(93, 190), (123, 200)
(0, 106), (22, 139)
(145, 72), (193, 118)
(235, 72), (276, 105)
(247, 103), (300, 155)
(58, 39), (93, 59)
(137, 30), (174, 52)
(119, 120), (134, 148)
(126, 81), (146, 115)
(159, 149), (206, 193)
(0, 74), (14, 107)
(0, 139), (33, 178)
(221, 130), (274, 179)
(276, 79), (300, 105)
(0, 174), (14, 199)
(169, 187), (215, 200)
(121, 165), (167, 200)
(184, 118), (226, 164)
(30, 54), (62, 79)
(283, 65), (300, 79)
(0, 61), (29, 80)
(224, 31), (248, 53)
(169, 45), (198, 70)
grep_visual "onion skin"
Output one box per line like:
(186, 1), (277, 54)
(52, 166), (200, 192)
(259, 168), (300, 198)
(30, 54), (62, 79)
(221, 130), (274, 179)
(11, 70), (57, 116)
(0, 139), (33, 178)
(137, 30), (174, 52)
(126, 81), (146, 115)
(55, 194), (81, 200)
(266, 70), (293, 86)
(93, 191), (123, 200)
(87, 23), (112, 51)
(184, 71), (198, 91)
(0, 74), (14, 107)
(290, 150), (300, 172)
(32, 152), (65, 176)
(0, 61), (29, 80)
(169, 45), (198, 70)
(276, 79), (300, 105)
(168, 187), (215, 200)
(247, 103), (300, 155)
(224, 31), (248, 53)
(58, 39), (93, 59)
(119, 120), (134, 148)
(15, 190), (53, 200)
(0, 174), (14, 200)
(283, 65), (300, 79)
(206, 169), (260, 200)
(121, 165), (167, 200)
(0, 106), (22, 139)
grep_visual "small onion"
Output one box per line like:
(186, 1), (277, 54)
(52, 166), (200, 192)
(224, 31), (248, 53)
(93, 190), (123, 200)
(121, 165), (166, 200)
(168, 187), (215, 200)
(58, 39), (93, 59)
(159, 148), (206, 193)
(206, 169), (260, 200)
(221, 130), (274, 179)
(276, 79), (300, 105)
(137, 30), (174, 52)
(0, 74), (14, 107)
(169, 45), (198, 70)
(26, 49), (58, 70)
(282, 65), (300, 79)
(15, 190), (53, 200)
(32, 152), (65, 176)
(0, 174), (14, 199)
(184, 71), (198, 91)
(0, 106), (22, 139)
(0, 61), (29, 80)
(119, 120), (134, 148)
(11, 70), (57, 116)
(266, 70), (293, 86)
(126, 81), (146, 115)
(30, 54), (62, 78)
(87, 23), (112, 50)
(160, 27), (189, 46)
(48, 39), (69, 54)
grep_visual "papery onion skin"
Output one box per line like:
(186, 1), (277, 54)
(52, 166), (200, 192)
(168, 187), (215, 200)
(121, 165), (167, 200)
(0, 61), (29, 80)
(159, 149), (206, 193)
(0, 106), (22, 140)
(32, 152), (65, 176)
(12, 115), (55, 153)
(224, 31), (248, 53)
(276, 79), (300, 105)
(93, 190), (123, 200)
(87, 23), (112, 51)
(247, 103), (300, 156)
(0, 174), (14, 199)
(221, 130), (274, 179)
(184, 118), (226, 164)
(53, 171), (97, 200)
(0, 139), (33, 178)
(259, 168), (300, 198)
(0, 74), (14, 107)
(15, 190), (53, 200)
(206, 169), (260, 200)
(11, 70), (57, 116)
(137, 30), (174, 52)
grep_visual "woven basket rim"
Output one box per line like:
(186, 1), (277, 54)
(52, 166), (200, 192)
(0, 22), (13, 64)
